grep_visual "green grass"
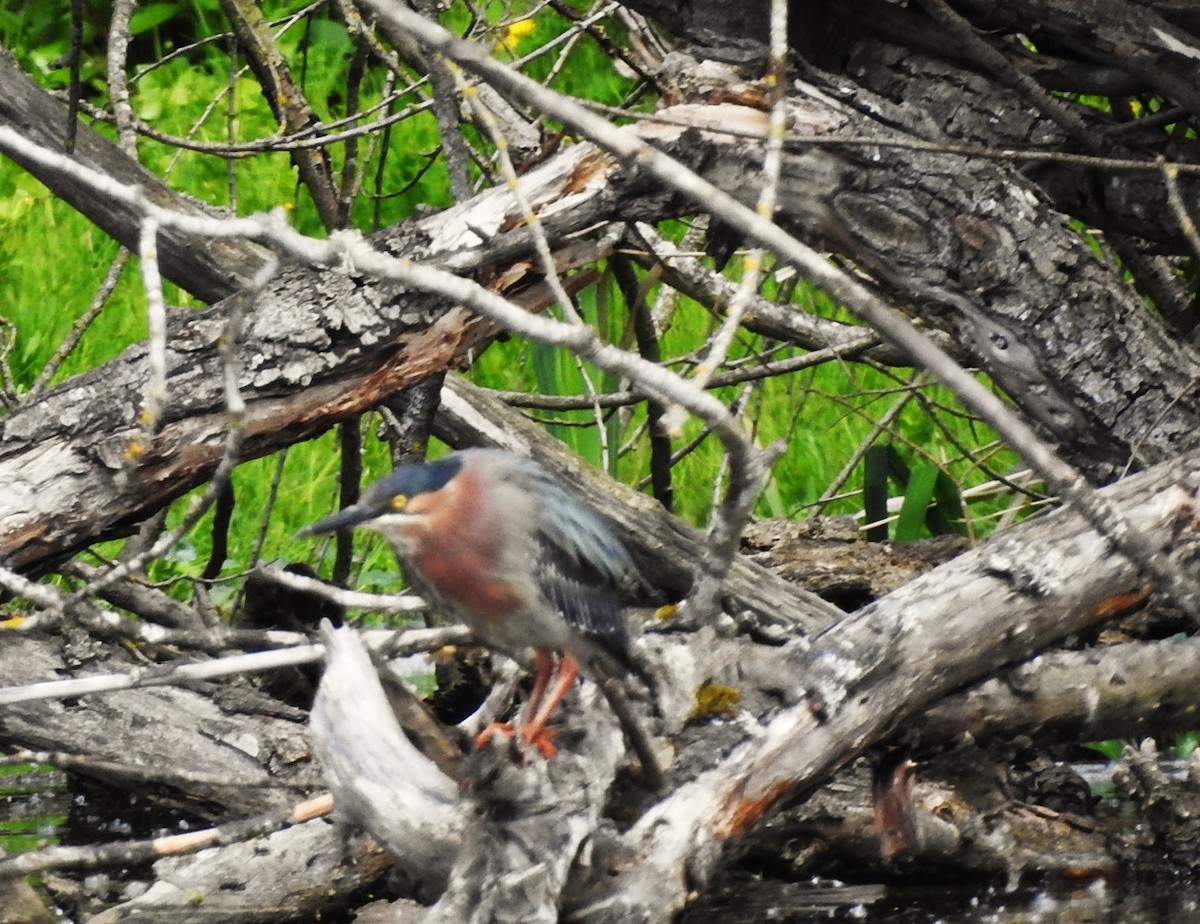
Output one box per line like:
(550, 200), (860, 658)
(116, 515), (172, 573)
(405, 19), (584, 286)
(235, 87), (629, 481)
(0, 822), (62, 856)
(0, 764), (66, 855)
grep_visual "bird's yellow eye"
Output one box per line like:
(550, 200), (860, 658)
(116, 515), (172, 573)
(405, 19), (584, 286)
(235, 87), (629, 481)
(391, 494), (408, 511)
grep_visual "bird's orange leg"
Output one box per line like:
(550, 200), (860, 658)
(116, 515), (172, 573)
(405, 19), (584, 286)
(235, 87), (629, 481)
(474, 649), (557, 751)
(519, 653), (579, 758)
(473, 722), (514, 749)
(520, 650), (557, 725)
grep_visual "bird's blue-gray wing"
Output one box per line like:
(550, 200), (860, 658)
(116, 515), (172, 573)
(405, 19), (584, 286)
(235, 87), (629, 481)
(520, 463), (634, 585)
(515, 461), (635, 659)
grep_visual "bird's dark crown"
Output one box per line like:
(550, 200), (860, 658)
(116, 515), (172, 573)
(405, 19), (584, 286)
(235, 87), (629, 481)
(300, 455), (467, 536)
(364, 455), (465, 507)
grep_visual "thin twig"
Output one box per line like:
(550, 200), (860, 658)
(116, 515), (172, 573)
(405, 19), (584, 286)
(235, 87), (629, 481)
(105, 0), (138, 156)
(1161, 157), (1200, 265)
(0, 791), (334, 879)
(0, 623), (466, 707)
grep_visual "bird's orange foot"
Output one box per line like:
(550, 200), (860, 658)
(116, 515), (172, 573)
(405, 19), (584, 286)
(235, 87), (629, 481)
(474, 721), (559, 759)
(519, 724), (559, 759)
(474, 721), (515, 750)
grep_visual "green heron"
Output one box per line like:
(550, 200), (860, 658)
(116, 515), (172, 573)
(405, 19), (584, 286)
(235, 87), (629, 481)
(302, 449), (644, 760)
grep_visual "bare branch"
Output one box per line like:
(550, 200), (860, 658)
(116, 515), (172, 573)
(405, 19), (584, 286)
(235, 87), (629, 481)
(0, 624), (466, 707)
(0, 795), (334, 880)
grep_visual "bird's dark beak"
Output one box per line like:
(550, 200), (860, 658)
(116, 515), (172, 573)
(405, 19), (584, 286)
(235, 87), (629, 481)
(297, 503), (378, 537)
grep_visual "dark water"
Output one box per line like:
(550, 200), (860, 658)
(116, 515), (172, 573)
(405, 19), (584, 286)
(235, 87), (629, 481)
(684, 876), (1200, 923)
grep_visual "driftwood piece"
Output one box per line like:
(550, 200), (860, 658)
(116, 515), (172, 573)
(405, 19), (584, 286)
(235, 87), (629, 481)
(312, 624), (638, 922)
(743, 518), (1200, 750)
(424, 698), (626, 923)
(309, 624), (460, 897)
(919, 633), (1200, 748)
(22, 625), (454, 922)
(0, 634), (319, 817)
(87, 821), (392, 924)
